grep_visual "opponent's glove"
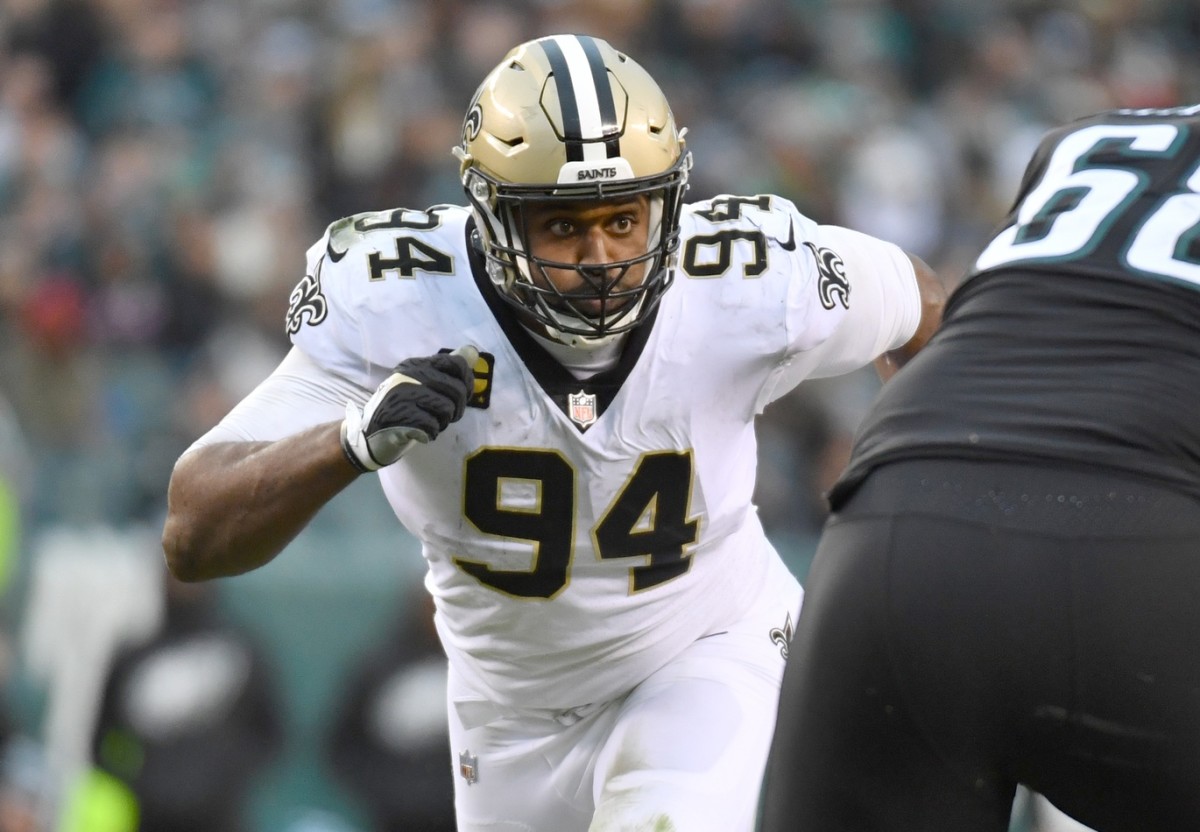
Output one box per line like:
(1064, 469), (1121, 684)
(340, 345), (478, 472)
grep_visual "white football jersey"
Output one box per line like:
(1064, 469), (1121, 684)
(255, 194), (917, 709)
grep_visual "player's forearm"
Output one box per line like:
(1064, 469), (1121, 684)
(162, 423), (359, 581)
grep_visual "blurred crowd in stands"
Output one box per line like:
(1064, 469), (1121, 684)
(0, 0), (1195, 829)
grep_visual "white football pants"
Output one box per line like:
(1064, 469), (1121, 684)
(447, 560), (802, 832)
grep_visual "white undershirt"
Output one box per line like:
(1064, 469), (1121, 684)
(524, 327), (626, 380)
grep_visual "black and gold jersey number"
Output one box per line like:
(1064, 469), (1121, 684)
(454, 449), (699, 599)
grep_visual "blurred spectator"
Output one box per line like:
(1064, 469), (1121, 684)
(0, 636), (43, 832)
(0, 389), (43, 832)
(4, 0), (107, 111)
(84, 570), (284, 832)
(0, 393), (31, 593)
(73, 4), (219, 141)
(18, 525), (162, 828)
(0, 735), (47, 832)
(323, 587), (454, 832)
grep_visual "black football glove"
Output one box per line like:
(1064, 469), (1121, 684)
(341, 345), (478, 472)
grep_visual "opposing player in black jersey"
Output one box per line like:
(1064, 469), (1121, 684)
(761, 104), (1200, 832)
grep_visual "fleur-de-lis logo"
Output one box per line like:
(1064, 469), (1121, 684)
(769, 612), (794, 660)
(463, 102), (483, 144)
(804, 242), (850, 310)
(285, 272), (328, 334)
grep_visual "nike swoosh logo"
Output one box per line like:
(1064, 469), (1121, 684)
(779, 219), (797, 251)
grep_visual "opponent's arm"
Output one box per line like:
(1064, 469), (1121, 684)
(872, 252), (945, 382)
(162, 347), (476, 582)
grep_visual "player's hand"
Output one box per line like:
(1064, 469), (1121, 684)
(340, 345), (479, 472)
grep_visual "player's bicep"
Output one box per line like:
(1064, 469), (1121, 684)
(184, 347), (369, 454)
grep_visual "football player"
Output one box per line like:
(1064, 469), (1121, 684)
(761, 104), (1200, 831)
(162, 34), (943, 831)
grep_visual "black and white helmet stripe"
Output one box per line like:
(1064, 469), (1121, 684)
(539, 35), (621, 163)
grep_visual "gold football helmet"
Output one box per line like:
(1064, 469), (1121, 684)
(454, 34), (691, 347)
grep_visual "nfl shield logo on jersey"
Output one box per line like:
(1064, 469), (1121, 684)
(568, 390), (598, 428)
(459, 749), (478, 785)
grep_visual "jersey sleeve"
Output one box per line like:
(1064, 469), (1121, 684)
(284, 207), (474, 390)
(182, 347), (366, 455)
(181, 217), (386, 457)
(285, 220), (385, 391)
(764, 224), (920, 404)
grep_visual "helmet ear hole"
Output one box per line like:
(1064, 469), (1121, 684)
(457, 34), (690, 348)
(468, 174), (492, 205)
